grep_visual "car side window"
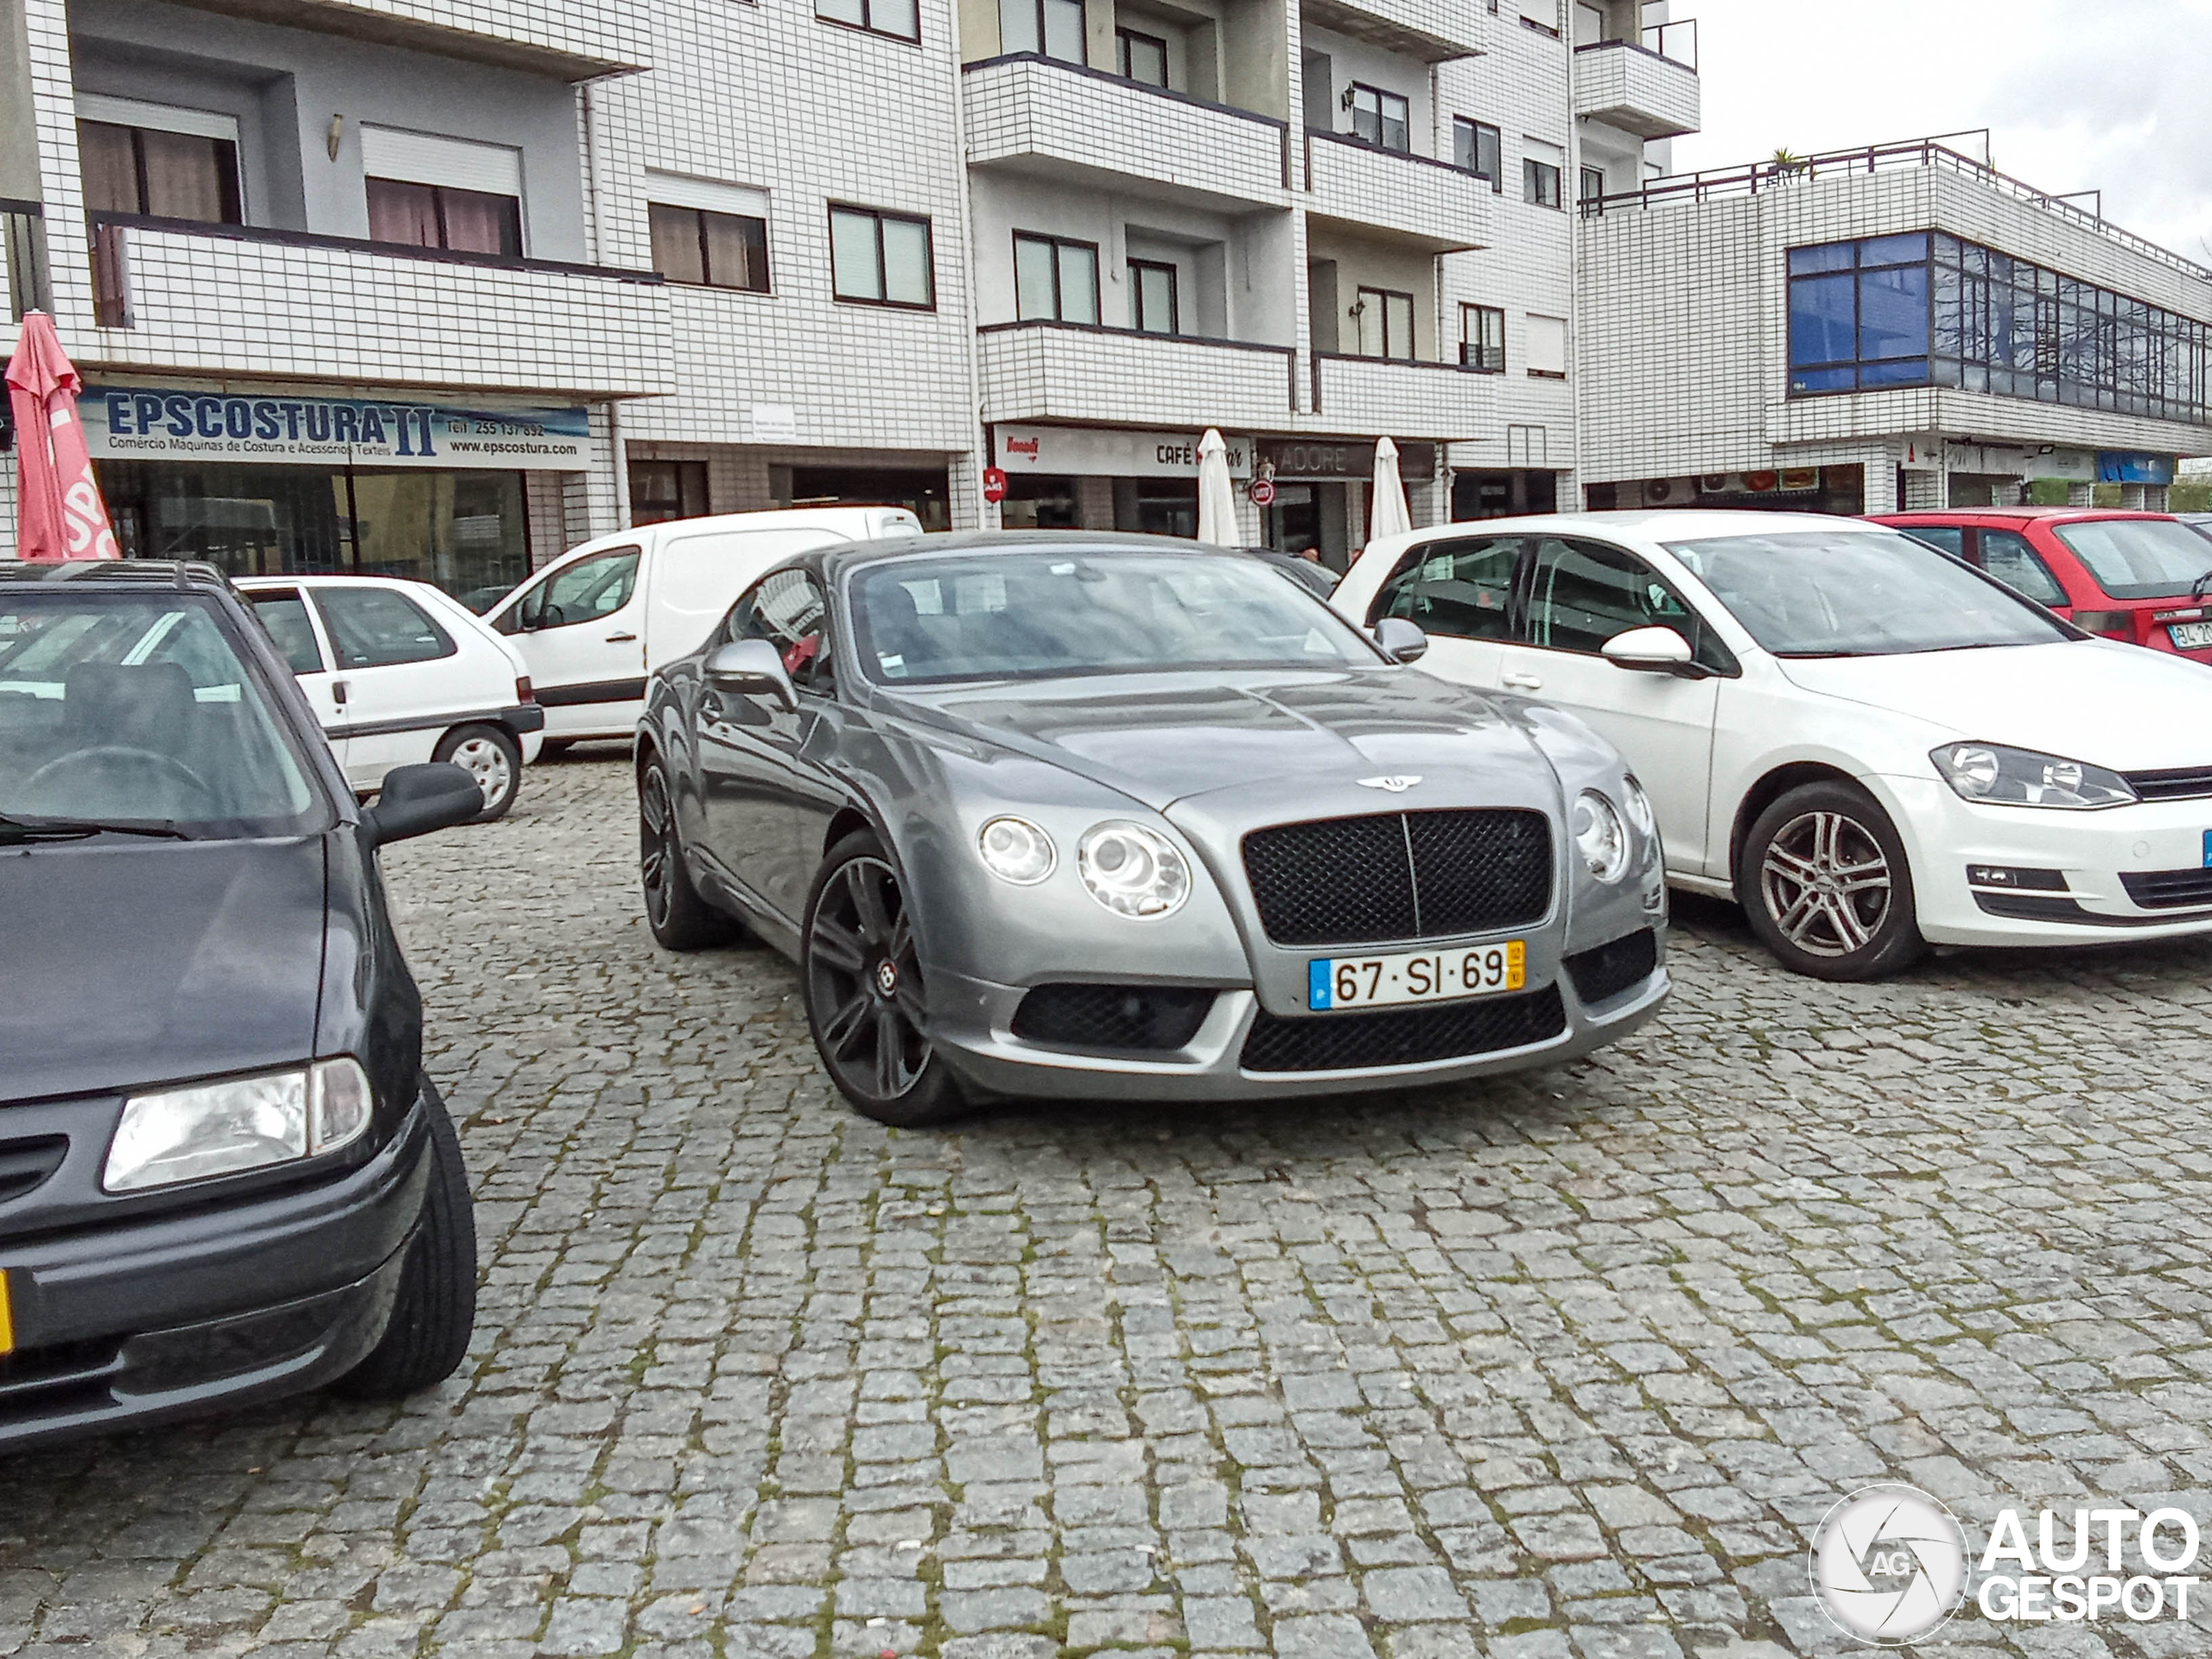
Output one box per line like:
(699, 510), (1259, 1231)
(313, 587), (456, 670)
(1904, 525), (1967, 558)
(525, 549), (641, 631)
(1977, 529), (2070, 608)
(1370, 536), (1521, 639)
(731, 568), (834, 692)
(245, 591), (326, 674)
(1525, 537), (1737, 673)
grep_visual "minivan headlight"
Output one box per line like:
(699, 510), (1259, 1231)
(1930, 743), (2137, 809)
(104, 1058), (374, 1192)
(1573, 791), (1630, 882)
(1077, 822), (1192, 918)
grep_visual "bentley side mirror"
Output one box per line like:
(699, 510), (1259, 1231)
(362, 762), (482, 846)
(706, 639), (799, 709)
(1601, 626), (1704, 676)
(1372, 617), (1430, 664)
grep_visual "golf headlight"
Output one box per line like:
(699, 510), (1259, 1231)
(104, 1058), (374, 1192)
(1930, 743), (2137, 809)
(976, 816), (1056, 884)
(1077, 821), (1192, 918)
(1572, 791), (1630, 882)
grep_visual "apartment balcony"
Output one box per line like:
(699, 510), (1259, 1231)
(1571, 35), (1700, 140)
(1303, 133), (1489, 252)
(978, 320), (1297, 430)
(1302, 0), (1488, 63)
(1311, 353), (1495, 440)
(86, 215), (672, 400)
(162, 0), (645, 79)
(963, 55), (1288, 213)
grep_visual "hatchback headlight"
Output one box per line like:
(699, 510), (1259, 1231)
(1077, 821), (1192, 918)
(104, 1058), (374, 1192)
(976, 816), (1056, 884)
(1930, 743), (2137, 809)
(1572, 791), (1630, 882)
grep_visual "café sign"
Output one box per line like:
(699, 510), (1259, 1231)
(995, 425), (1253, 480)
(84, 386), (593, 471)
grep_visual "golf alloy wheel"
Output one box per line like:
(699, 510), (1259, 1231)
(1759, 810), (1892, 957)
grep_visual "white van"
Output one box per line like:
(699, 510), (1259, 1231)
(484, 507), (920, 744)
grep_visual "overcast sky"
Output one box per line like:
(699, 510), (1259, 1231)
(1669, 0), (2212, 264)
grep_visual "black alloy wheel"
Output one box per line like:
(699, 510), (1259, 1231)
(639, 759), (740, 950)
(803, 830), (970, 1126)
(1738, 779), (1927, 981)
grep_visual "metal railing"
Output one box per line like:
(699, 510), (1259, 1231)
(1638, 16), (1694, 67)
(1577, 131), (2212, 282)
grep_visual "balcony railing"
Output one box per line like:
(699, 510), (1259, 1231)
(1639, 16), (1696, 67)
(1311, 351), (1497, 439)
(174, 0), (645, 79)
(1303, 131), (1490, 251)
(978, 318), (1297, 429)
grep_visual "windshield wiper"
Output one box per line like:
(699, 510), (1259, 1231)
(0, 812), (192, 843)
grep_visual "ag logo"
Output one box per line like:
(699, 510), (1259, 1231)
(1809, 1484), (1967, 1646)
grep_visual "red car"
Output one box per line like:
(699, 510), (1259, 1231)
(1872, 508), (2212, 664)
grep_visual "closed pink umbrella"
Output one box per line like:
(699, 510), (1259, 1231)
(6, 311), (119, 561)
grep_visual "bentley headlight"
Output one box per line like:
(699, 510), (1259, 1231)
(1572, 791), (1630, 882)
(976, 816), (1056, 884)
(1621, 775), (1658, 842)
(1077, 821), (1192, 918)
(105, 1058), (374, 1192)
(1930, 743), (2137, 809)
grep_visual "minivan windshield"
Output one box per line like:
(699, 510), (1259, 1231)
(1661, 529), (2073, 658)
(2051, 518), (2212, 600)
(0, 592), (325, 838)
(852, 550), (1382, 684)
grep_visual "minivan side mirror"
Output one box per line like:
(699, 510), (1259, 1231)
(706, 639), (799, 709)
(1372, 617), (1430, 664)
(1601, 626), (1703, 676)
(362, 763), (482, 846)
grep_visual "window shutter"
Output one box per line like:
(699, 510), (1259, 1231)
(359, 125), (523, 196)
(1527, 314), (1567, 375)
(644, 171), (770, 219)
(76, 93), (239, 143)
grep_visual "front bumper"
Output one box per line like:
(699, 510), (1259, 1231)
(0, 1096), (431, 1447)
(1886, 776), (2212, 946)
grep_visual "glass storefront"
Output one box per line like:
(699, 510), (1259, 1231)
(99, 460), (531, 599)
(790, 466), (951, 531)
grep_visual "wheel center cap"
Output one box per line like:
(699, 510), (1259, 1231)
(874, 959), (899, 999)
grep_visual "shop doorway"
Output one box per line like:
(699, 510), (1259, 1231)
(789, 465), (951, 530)
(1115, 478), (1198, 539)
(1452, 469), (1558, 520)
(1262, 481), (1351, 569)
(1000, 474), (1079, 529)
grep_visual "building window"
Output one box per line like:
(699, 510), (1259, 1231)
(1452, 118), (1502, 191)
(649, 202), (769, 291)
(1522, 141), (1563, 208)
(817, 0), (919, 40)
(1526, 313), (1567, 378)
(1785, 233), (1932, 394)
(1461, 303), (1505, 372)
(365, 178), (521, 257)
(1014, 232), (1099, 324)
(1130, 257), (1179, 334)
(630, 459), (711, 524)
(78, 112), (242, 225)
(1579, 165), (1606, 205)
(1355, 286), (1414, 360)
(1002, 0), (1085, 61)
(1347, 84), (1410, 152)
(830, 205), (935, 308)
(1117, 26), (1169, 85)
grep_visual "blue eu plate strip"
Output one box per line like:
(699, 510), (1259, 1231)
(1308, 959), (1332, 1010)
(2202, 830), (2211, 869)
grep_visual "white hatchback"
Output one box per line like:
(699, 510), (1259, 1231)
(237, 575), (543, 820)
(1335, 510), (2212, 978)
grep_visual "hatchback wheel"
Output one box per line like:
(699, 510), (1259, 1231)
(803, 831), (970, 1127)
(434, 723), (521, 822)
(1738, 780), (1926, 981)
(639, 758), (740, 950)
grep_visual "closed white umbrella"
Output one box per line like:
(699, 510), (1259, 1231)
(1368, 435), (1412, 543)
(1195, 428), (1238, 544)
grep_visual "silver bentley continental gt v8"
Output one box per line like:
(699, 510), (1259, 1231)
(633, 533), (1669, 1125)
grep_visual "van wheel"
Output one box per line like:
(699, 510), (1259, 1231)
(332, 1080), (478, 1399)
(434, 724), (521, 822)
(1737, 780), (1926, 981)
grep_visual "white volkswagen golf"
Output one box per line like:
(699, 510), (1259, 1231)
(1335, 511), (2212, 979)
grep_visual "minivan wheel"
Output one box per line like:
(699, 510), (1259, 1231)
(1738, 780), (1927, 981)
(332, 1079), (477, 1399)
(803, 831), (971, 1127)
(639, 759), (740, 950)
(434, 724), (522, 822)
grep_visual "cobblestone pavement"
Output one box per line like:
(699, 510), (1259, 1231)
(8, 753), (2212, 1659)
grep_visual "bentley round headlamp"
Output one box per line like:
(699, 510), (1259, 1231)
(1572, 791), (1630, 882)
(1621, 775), (1657, 842)
(1077, 822), (1192, 918)
(976, 816), (1056, 884)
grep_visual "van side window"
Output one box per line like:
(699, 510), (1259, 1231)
(523, 549), (641, 630)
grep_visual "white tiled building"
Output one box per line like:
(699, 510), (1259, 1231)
(0, 0), (1704, 585)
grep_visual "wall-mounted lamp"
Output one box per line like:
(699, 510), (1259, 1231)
(1339, 86), (1357, 110)
(327, 114), (344, 162)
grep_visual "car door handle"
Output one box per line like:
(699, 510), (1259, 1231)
(605, 631), (639, 643)
(1502, 672), (1543, 690)
(332, 680), (349, 706)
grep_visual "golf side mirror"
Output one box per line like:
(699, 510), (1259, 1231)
(362, 762), (482, 846)
(1372, 617), (1429, 664)
(706, 639), (799, 709)
(1601, 626), (1703, 676)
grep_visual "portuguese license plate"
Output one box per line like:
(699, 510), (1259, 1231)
(0, 1269), (12, 1356)
(1310, 941), (1526, 1010)
(2171, 621), (2212, 650)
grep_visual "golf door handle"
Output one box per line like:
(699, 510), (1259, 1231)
(605, 631), (639, 643)
(1503, 672), (1543, 690)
